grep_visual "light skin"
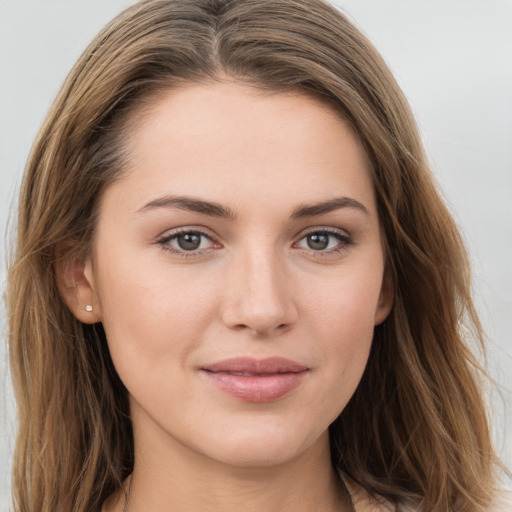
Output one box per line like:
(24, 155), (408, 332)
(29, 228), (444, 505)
(60, 81), (393, 511)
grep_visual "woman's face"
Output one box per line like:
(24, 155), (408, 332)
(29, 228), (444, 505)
(79, 81), (392, 468)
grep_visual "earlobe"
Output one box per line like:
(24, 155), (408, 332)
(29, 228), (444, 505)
(55, 243), (102, 324)
(374, 270), (394, 326)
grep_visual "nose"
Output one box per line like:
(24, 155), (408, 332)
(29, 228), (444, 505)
(221, 245), (298, 337)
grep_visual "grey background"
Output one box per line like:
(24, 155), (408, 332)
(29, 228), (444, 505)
(1, 0), (511, 508)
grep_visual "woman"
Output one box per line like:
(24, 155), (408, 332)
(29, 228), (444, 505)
(6, 0), (509, 511)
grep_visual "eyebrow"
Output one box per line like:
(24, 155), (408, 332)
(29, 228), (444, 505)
(138, 195), (368, 219)
(291, 196), (368, 219)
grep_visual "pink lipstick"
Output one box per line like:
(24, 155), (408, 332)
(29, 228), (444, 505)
(201, 357), (308, 403)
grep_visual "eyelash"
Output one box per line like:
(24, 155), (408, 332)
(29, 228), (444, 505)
(156, 228), (353, 258)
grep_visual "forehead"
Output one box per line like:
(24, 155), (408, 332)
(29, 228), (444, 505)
(103, 80), (376, 218)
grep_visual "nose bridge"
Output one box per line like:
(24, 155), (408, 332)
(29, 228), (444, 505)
(222, 240), (296, 335)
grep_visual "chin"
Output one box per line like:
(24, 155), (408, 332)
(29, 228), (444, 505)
(208, 445), (305, 468)
(190, 422), (326, 469)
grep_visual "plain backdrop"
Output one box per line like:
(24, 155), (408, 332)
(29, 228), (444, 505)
(1, 1), (511, 509)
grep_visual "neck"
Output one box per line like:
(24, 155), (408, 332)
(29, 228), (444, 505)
(104, 432), (352, 512)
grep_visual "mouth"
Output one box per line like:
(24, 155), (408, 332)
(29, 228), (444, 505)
(201, 357), (309, 403)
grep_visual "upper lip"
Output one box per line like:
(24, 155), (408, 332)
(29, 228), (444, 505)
(201, 357), (308, 374)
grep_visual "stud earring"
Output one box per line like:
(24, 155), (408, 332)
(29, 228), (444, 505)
(85, 305), (93, 312)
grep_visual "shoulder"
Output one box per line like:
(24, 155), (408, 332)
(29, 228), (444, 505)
(489, 489), (512, 511)
(340, 473), (397, 512)
(340, 470), (512, 512)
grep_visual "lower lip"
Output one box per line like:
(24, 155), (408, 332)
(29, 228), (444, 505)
(202, 371), (307, 403)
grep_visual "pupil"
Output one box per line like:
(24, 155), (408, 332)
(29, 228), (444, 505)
(178, 233), (201, 250)
(307, 234), (329, 250)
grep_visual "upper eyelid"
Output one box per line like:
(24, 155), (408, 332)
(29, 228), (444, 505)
(301, 227), (348, 234)
(157, 226), (217, 241)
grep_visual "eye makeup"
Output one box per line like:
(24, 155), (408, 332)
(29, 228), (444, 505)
(156, 226), (353, 259)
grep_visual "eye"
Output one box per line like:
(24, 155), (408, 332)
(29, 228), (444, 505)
(295, 229), (351, 253)
(157, 229), (217, 256)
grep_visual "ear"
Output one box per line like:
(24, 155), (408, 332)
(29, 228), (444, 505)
(374, 269), (394, 326)
(55, 243), (102, 324)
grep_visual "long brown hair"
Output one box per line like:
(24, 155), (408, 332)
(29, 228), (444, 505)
(7, 1), (499, 510)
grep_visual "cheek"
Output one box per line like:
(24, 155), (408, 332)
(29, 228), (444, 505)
(94, 250), (219, 383)
(303, 265), (382, 341)
(301, 268), (382, 395)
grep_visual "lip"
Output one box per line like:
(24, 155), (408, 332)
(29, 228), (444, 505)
(201, 357), (309, 403)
